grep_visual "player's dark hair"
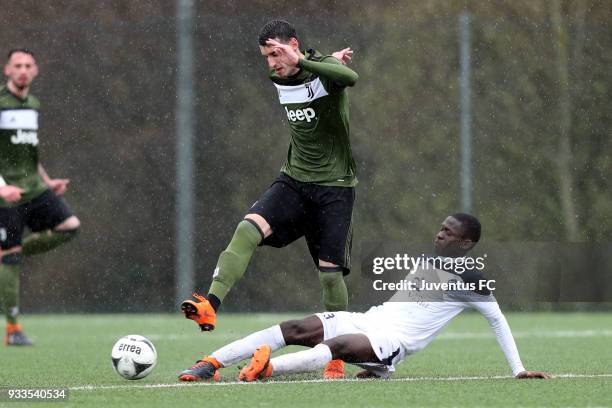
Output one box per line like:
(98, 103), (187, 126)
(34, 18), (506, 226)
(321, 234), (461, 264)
(452, 213), (481, 243)
(7, 48), (34, 59)
(258, 20), (297, 46)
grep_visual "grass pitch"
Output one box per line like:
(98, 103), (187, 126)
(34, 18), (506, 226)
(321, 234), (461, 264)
(2, 312), (611, 407)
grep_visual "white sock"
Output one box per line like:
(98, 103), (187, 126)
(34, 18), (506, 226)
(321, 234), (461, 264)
(270, 344), (332, 376)
(212, 325), (285, 367)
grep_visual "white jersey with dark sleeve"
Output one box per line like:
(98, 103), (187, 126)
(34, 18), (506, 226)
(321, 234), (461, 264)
(368, 295), (525, 375)
(466, 295), (526, 376)
(368, 260), (526, 376)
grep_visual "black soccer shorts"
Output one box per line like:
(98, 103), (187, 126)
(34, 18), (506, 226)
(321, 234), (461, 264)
(248, 173), (355, 275)
(0, 189), (74, 249)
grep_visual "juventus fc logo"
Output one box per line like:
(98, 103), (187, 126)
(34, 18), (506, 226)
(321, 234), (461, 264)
(305, 83), (314, 99)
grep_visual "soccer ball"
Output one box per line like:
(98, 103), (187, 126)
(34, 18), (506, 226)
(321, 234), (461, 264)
(111, 335), (157, 380)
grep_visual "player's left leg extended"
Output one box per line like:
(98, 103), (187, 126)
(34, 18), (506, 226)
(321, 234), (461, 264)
(179, 315), (323, 381)
(21, 216), (80, 256)
(182, 175), (307, 331)
(181, 219), (264, 331)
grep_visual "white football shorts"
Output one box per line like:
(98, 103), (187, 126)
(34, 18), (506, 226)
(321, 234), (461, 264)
(315, 310), (407, 377)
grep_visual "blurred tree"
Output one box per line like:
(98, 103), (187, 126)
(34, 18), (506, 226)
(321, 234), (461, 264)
(0, 0), (609, 312)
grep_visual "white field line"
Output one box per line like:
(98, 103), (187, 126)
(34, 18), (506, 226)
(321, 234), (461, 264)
(143, 329), (612, 342)
(438, 329), (612, 339)
(70, 373), (612, 392)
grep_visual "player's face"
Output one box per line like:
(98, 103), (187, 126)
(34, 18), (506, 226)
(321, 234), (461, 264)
(433, 216), (472, 256)
(259, 37), (300, 78)
(4, 52), (38, 90)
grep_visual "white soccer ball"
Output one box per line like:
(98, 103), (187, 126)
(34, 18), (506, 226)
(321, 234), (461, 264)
(111, 335), (157, 380)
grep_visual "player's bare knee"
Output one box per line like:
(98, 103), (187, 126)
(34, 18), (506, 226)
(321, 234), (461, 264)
(318, 259), (339, 268)
(52, 216), (80, 242)
(55, 215), (80, 231)
(244, 214), (272, 238)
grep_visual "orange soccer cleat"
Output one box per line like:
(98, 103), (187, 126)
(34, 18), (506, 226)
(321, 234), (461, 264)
(178, 355), (222, 381)
(238, 344), (273, 382)
(323, 359), (345, 379)
(5, 323), (33, 346)
(181, 293), (217, 331)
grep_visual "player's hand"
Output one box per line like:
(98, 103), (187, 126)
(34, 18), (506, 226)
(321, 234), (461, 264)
(0, 185), (25, 203)
(515, 370), (552, 379)
(266, 38), (300, 66)
(47, 178), (70, 195)
(332, 48), (353, 65)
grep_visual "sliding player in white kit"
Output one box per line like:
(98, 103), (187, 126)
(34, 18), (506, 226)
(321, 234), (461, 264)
(177, 213), (551, 381)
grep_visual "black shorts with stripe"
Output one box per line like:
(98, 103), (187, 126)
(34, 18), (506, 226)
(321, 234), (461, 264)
(249, 173), (354, 275)
(0, 189), (74, 249)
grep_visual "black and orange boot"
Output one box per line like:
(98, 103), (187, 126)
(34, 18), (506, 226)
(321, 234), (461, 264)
(5, 323), (33, 346)
(181, 293), (217, 331)
(178, 356), (222, 381)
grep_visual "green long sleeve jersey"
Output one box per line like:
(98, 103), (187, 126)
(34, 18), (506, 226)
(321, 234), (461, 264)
(0, 86), (46, 206)
(269, 49), (358, 187)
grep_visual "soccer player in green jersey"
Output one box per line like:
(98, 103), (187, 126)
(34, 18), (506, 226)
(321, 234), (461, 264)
(0, 49), (80, 346)
(180, 20), (358, 379)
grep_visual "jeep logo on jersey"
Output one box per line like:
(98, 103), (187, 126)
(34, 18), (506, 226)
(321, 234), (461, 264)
(285, 107), (316, 123)
(10, 130), (39, 146)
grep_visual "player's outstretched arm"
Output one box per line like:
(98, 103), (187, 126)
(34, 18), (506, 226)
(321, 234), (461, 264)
(298, 57), (358, 87)
(266, 39), (358, 87)
(472, 300), (551, 378)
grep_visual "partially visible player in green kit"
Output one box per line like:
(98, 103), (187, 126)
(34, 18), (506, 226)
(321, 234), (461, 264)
(179, 20), (358, 379)
(0, 49), (80, 346)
